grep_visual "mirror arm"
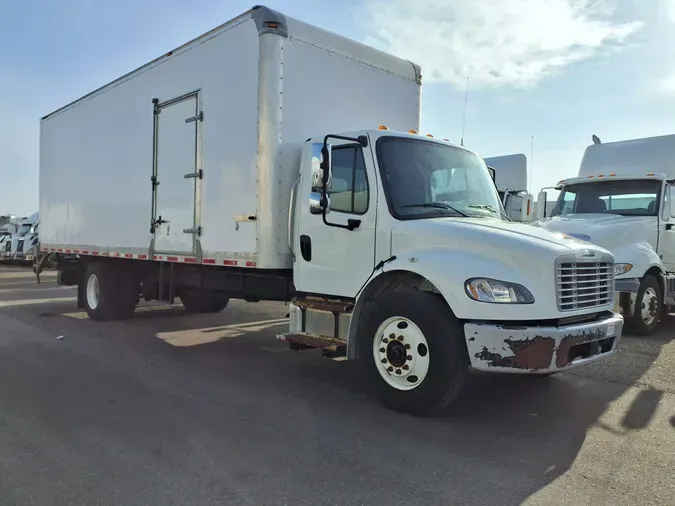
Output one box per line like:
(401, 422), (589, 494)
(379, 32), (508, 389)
(319, 134), (368, 232)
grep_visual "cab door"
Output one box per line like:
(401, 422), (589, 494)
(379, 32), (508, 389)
(659, 183), (675, 271)
(293, 139), (378, 298)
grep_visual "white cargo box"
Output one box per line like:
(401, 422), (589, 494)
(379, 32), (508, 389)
(40, 5), (421, 269)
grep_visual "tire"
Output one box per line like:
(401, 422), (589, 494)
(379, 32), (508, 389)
(626, 275), (661, 336)
(180, 289), (230, 314)
(357, 290), (468, 416)
(84, 262), (138, 321)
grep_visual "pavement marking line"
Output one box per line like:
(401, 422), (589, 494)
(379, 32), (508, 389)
(0, 286), (75, 294)
(0, 271), (57, 280)
(156, 318), (288, 347)
(62, 304), (175, 319)
(0, 296), (77, 308)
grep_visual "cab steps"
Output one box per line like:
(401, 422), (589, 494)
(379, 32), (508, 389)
(276, 332), (347, 361)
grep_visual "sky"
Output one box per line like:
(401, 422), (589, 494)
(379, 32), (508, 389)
(1, 0), (675, 215)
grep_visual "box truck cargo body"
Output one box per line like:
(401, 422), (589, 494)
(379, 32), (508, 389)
(40, 6), (420, 268)
(41, 6), (623, 415)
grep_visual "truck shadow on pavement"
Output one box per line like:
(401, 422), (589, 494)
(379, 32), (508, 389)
(10, 297), (675, 504)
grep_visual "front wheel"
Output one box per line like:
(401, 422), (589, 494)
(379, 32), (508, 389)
(626, 275), (661, 336)
(357, 290), (468, 416)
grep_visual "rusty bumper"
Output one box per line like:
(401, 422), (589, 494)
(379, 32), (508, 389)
(465, 313), (623, 373)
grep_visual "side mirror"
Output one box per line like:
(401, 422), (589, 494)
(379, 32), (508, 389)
(669, 186), (675, 219)
(309, 192), (330, 215)
(310, 142), (332, 192)
(535, 190), (548, 219)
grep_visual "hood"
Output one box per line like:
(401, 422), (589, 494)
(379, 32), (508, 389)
(390, 217), (602, 258)
(532, 214), (656, 243)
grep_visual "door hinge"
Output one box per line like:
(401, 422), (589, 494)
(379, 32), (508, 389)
(151, 175), (159, 187)
(184, 169), (203, 179)
(183, 226), (202, 236)
(185, 111), (203, 124)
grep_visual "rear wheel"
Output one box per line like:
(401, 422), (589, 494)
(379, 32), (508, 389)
(180, 289), (230, 314)
(626, 275), (661, 336)
(358, 290), (468, 416)
(84, 262), (138, 321)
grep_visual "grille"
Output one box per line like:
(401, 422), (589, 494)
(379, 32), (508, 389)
(17, 239), (24, 252)
(4, 241), (11, 252)
(556, 261), (614, 311)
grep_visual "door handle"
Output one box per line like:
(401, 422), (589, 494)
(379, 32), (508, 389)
(667, 223), (673, 230)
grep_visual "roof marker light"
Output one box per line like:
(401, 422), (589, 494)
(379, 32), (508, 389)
(426, 133), (434, 138)
(378, 125), (389, 130)
(408, 129), (418, 134)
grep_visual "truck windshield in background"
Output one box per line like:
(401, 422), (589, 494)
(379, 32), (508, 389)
(376, 137), (503, 220)
(551, 179), (661, 217)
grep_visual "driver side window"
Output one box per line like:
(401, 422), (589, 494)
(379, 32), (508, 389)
(668, 185), (675, 219)
(328, 145), (369, 214)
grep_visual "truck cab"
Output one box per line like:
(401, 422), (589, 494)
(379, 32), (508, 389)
(287, 127), (623, 413)
(7, 212), (39, 264)
(483, 153), (534, 222)
(533, 134), (675, 335)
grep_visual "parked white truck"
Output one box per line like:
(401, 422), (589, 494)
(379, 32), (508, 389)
(483, 153), (535, 222)
(12, 211), (39, 264)
(40, 6), (623, 415)
(533, 134), (675, 335)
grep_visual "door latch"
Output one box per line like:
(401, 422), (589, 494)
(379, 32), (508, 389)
(150, 215), (168, 234)
(185, 111), (203, 124)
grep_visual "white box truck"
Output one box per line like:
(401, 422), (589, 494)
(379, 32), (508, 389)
(483, 153), (534, 222)
(40, 6), (623, 415)
(534, 133), (675, 336)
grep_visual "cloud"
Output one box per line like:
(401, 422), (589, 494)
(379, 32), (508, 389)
(361, 0), (642, 89)
(654, 73), (675, 95)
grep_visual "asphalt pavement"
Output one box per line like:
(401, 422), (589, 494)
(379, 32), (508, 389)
(0, 265), (673, 505)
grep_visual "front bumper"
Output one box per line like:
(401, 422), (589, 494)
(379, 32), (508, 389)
(465, 313), (623, 373)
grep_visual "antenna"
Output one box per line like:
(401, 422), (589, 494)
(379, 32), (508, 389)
(529, 135), (534, 193)
(460, 77), (469, 146)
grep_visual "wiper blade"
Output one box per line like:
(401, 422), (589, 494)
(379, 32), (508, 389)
(468, 204), (512, 221)
(401, 202), (470, 217)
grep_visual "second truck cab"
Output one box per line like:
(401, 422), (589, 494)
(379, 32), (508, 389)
(533, 134), (675, 335)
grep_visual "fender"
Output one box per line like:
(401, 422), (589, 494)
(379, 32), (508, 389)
(346, 246), (565, 358)
(612, 241), (663, 279)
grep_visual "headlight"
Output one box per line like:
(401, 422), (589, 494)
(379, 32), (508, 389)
(465, 278), (534, 304)
(615, 263), (633, 276)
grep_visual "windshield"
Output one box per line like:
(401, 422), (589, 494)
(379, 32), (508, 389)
(17, 224), (32, 235)
(551, 179), (661, 217)
(376, 137), (503, 220)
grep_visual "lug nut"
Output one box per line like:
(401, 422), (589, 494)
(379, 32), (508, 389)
(389, 333), (396, 339)
(397, 336), (404, 341)
(402, 364), (409, 370)
(395, 369), (401, 375)
(387, 366), (394, 372)
(381, 358), (387, 364)
(406, 355), (413, 361)
(404, 343), (411, 349)
(379, 347), (385, 353)
(383, 338), (389, 343)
